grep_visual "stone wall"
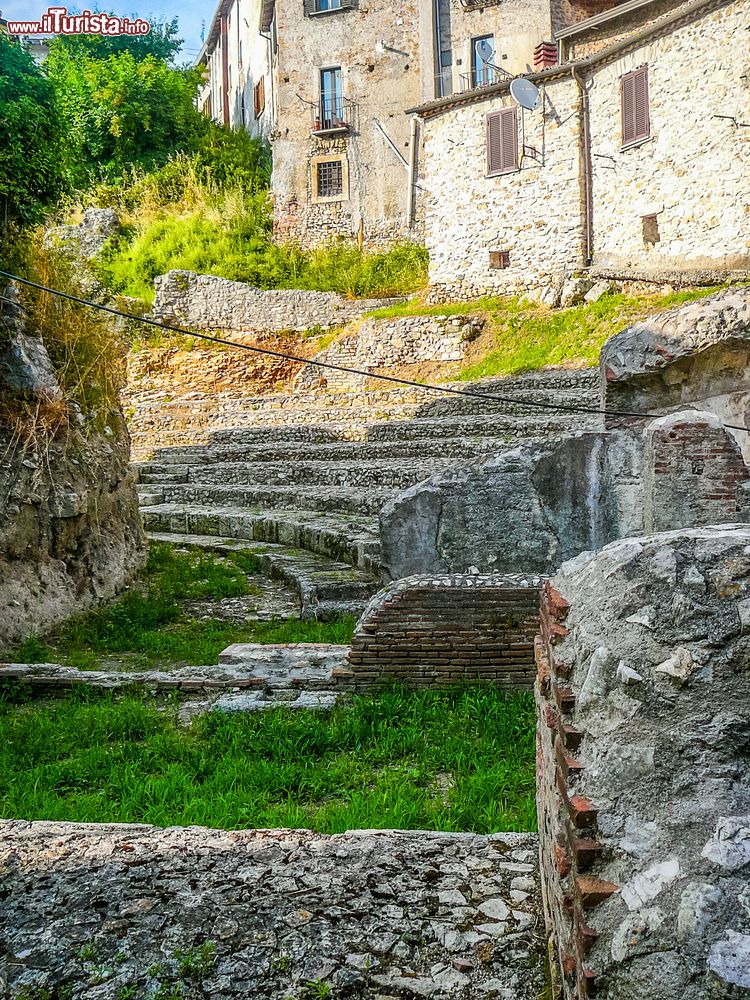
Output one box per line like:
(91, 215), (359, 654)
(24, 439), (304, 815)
(150, 271), (395, 332)
(419, 76), (584, 301)
(588, 0), (750, 280)
(0, 285), (145, 650)
(380, 412), (750, 580)
(346, 573), (542, 690)
(415, 0), (749, 297)
(536, 526), (750, 999)
(294, 313), (481, 389)
(271, 0), (423, 246)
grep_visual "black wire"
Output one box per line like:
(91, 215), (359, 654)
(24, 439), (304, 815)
(1, 269), (747, 433)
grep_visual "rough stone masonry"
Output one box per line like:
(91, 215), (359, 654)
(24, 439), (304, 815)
(535, 525), (750, 999)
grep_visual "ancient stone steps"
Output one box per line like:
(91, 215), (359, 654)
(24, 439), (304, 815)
(147, 531), (379, 619)
(139, 457), (459, 490)
(141, 503), (381, 572)
(139, 483), (395, 517)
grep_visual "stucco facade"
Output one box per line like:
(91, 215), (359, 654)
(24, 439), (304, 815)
(414, 0), (750, 297)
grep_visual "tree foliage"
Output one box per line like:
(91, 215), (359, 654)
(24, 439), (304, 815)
(47, 16), (183, 63)
(45, 40), (205, 188)
(0, 37), (66, 225)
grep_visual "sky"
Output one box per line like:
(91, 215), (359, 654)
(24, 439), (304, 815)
(0, 0), (211, 61)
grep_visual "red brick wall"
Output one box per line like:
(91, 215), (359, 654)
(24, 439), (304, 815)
(535, 580), (618, 999)
(344, 574), (542, 692)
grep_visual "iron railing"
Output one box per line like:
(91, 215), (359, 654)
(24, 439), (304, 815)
(311, 97), (357, 136)
(459, 0), (501, 8)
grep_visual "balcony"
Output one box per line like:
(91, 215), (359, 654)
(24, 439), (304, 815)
(460, 63), (508, 93)
(459, 0), (501, 8)
(311, 97), (357, 138)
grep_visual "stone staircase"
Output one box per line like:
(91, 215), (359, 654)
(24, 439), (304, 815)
(137, 369), (601, 618)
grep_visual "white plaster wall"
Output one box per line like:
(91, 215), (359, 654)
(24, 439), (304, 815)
(588, 0), (750, 274)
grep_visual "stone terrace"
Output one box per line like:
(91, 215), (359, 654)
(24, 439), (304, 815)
(0, 822), (546, 1000)
(136, 368), (599, 619)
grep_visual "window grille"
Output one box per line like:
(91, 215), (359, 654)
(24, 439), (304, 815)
(317, 160), (344, 198)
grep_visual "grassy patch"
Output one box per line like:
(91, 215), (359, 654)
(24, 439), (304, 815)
(91, 157), (428, 303)
(11, 541), (356, 669)
(0, 684), (536, 832)
(457, 288), (723, 380)
(366, 286), (724, 377)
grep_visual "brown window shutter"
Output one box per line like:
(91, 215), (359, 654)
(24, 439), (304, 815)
(621, 66), (649, 147)
(487, 107), (518, 176)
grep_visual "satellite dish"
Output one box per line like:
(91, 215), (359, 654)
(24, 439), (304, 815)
(510, 77), (542, 111)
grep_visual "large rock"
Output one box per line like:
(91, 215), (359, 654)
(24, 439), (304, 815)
(45, 207), (121, 260)
(0, 285), (145, 649)
(601, 287), (750, 459)
(536, 525), (750, 998)
(380, 431), (645, 580)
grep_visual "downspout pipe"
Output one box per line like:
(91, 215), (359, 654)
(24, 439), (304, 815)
(572, 66), (594, 267)
(406, 116), (419, 228)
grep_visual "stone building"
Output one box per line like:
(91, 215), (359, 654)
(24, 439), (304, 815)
(195, 0), (275, 137)
(412, 0), (750, 298)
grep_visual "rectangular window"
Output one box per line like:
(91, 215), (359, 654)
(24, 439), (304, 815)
(320, 66), (343, 129)
(317, 159), (344, 198)
(489, 250), (511, 269)
(304, 0), (351, 13)
(621, 65), (649, 148)
(486, 107), (518, 176)
(254, 77), (266, 118)
(317, 0), (342, 9)
(471, 35), (495, 88)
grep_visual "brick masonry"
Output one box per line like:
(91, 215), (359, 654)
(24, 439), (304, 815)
(346, 573), (544, 691)
(535, 527), (750, 999)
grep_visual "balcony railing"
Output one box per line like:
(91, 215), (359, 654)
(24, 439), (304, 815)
(460, 62), (512, 92)
(434, 69), (454, 99)
(311, 97), (357, 137)
(459, 0), (501, 8)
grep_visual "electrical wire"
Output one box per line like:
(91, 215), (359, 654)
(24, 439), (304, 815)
(1, 269), (748, 433)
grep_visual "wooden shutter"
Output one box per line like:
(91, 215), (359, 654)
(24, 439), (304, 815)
(486, 108), (518, 176)
(621, 66), (649, 147)
(254, 77), (265, 117)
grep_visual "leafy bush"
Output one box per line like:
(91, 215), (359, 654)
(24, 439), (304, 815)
(0, 37), (66, 224)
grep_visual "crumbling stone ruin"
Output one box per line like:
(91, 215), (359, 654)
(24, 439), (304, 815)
(0, 283), (145, 649)
(536, 526), (750, 997)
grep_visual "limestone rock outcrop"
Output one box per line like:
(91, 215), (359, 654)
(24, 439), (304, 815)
(0, 283), (145, 650)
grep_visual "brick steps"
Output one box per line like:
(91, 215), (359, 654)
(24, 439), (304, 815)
(147, 531), (379, 619)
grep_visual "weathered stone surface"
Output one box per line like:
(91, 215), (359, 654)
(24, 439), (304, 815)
(45, 207), (121, 260)
(294, 314), (481, 391)
(379, 431), (644, 579)
(150, 271), (395, 333)
(0, 822), (546, 1000)
(601, 287), (750, 460)
(0, 288), (145, 650)
(536, 525), (750, 999)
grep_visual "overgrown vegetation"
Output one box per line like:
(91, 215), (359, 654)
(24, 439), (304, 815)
(368, 286), (725, 378)
(0, 683), (537, 832)
(92, 154), (428, 302)
(12, 542), (356, 669)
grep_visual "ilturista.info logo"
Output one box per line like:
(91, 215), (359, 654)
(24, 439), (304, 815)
(6, 6), (152, 34)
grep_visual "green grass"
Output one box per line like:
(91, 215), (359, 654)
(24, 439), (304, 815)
(0, 684), (537, 832)
(367, 286), (725, 378)
(10, 541), (356, 669)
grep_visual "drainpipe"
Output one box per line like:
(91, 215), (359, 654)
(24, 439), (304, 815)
(572, 66), (593, 267)
(406, 116), (419, 228)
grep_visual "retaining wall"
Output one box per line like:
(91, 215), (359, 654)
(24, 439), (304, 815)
(150, 271), (397, 332)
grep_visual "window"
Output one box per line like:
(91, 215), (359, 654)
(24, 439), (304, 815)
(317, 159), (344, 198)
(471, 35), (495, 88)
(621, 65), (649, 148)
(254, 77), (266, 118)
(486, 107), (518, 176)
(320, 66), (343, 129)
(317, 0), (341, 9)
(642, 214), (660, 245)
(489, 250), (510, 269)
(304, 0), (352, 13)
